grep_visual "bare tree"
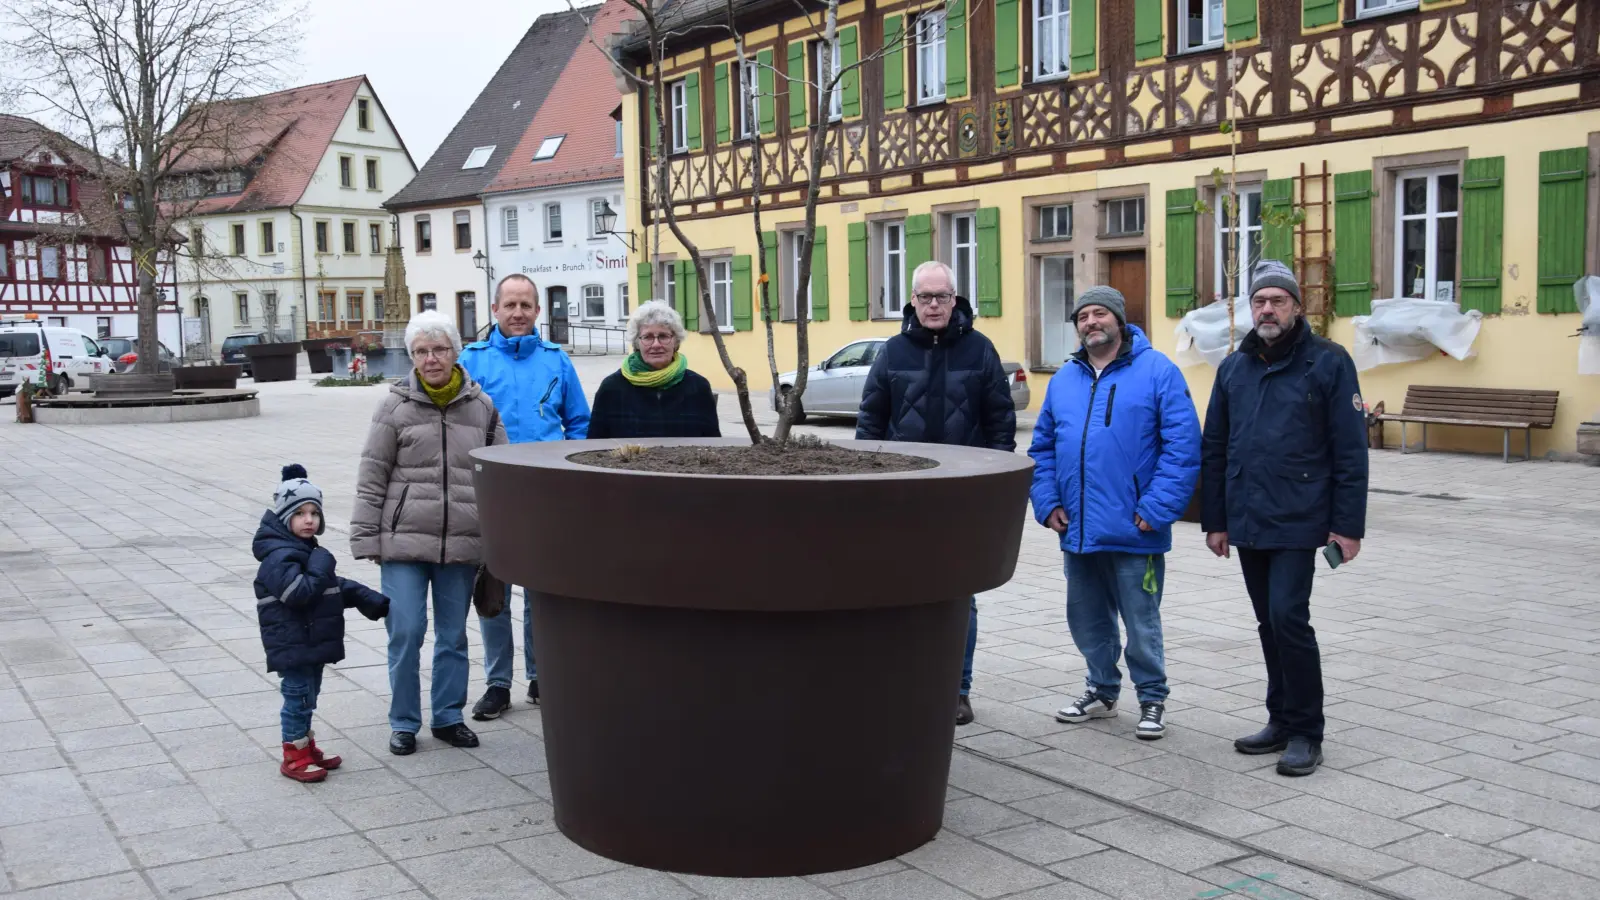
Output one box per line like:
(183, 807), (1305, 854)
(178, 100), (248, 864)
(1, 0), (303, 375)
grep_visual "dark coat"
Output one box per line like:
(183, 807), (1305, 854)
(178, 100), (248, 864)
(1200, 319), (1369, 550)
(855, 298), (1017, 451)
(253, 512), (388, 673)
(587, 369), (721, 439)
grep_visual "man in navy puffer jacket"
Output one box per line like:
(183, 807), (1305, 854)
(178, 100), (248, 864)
(1028, 286), (1200, 742)
(858, 260), (1016, 727)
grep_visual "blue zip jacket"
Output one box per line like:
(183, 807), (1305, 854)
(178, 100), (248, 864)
(460, 325), (589, 443)
(253, 512), (388, 673)
(1200, 319), (1368, 549)
(1027, 325), (1201, 555)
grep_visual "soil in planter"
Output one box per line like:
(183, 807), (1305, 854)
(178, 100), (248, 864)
(572, 439), (936, 476)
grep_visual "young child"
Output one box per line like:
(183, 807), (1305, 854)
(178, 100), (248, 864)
(254, 464), (389, 782)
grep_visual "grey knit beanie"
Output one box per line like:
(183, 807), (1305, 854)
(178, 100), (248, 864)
(1250, 259), (1301, 304)
(272, 464), (325, 534)
(1072, 285), (1127, 325)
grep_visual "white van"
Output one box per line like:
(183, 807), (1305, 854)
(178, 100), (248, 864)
(0, 318), (118, 397)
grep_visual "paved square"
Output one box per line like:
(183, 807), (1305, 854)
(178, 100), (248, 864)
(1, 358), (1597, 899)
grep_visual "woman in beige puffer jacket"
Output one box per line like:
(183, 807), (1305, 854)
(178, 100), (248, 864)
(351, 311), (506, 757)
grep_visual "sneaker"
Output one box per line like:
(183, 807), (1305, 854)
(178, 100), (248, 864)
(431, 723), (480, 748)
(955, 696), (974, 726)
(527, 679), (540, 705)
(1136, 702), (1166, 740)
(472, 686), (512, 721)
(1055, 690), (1116, 723)
(1277, 737), (1322, 776)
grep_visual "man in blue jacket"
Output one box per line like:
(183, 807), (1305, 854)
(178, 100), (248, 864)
(1029, 286), (1200, 741)
(461, 273), (589, 720)
(858, 260), (1016, 727)
(1201, 259), (1368, 777)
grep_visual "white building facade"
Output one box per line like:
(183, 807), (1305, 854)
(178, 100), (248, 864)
(392, 204), (492, 341)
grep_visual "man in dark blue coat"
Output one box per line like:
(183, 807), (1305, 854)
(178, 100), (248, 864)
(858, 260), (1017, 727)
(1201, 259), (1369, 777)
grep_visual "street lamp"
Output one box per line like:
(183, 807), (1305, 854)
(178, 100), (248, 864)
(471, 249), (493, 279)
(596, 200), (636, 251)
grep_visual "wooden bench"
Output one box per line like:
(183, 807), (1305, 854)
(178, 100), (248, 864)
(1378, 386), (1559, 462)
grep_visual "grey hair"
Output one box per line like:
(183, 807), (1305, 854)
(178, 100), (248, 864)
(625, 299), (686, 349)
(494, 273), (538, 305)
(911, 260), (956, 294)
(404, 310), (462, 355)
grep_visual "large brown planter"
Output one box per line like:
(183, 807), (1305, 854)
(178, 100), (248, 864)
(300, 338), (342, 374)
(173, 365), (242, 390)
(472, 438), (1032, 877)
(242, 342), (299, 382)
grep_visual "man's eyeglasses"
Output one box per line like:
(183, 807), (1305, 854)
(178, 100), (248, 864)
(913, 292), (955, 306)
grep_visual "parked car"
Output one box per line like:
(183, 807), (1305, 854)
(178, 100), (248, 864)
(220, 332), (269, 376)
(771, 336), (1030, 422)
(100, 336), (177, 373)
(0, 317), (118, 397)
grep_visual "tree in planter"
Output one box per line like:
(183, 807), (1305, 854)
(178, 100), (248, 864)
(1, 0), (304, 376)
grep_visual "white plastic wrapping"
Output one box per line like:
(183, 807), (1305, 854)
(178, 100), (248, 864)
(1349, 297), (1482, 372)
(1577, 276), (1600, 376)
(1173, 298), (1255, 368)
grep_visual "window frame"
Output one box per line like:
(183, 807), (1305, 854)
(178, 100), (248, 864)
(417, 292), (438, 313)
(736, 60), (759, 140)
(875, 219), (908, 318)
(787, 231), (815, 321)
(582, 283), (606, 320)
(88, 244), (110, 284)
(913, 10), (948, 104)
(1032, 0), (1071, 82)
(1392, 166), (1461, 304)
(1101, 197), (1146, 238)
(1214, 186), (1264, 303)
(342, 220), (358, 255)
(814, 39), (844, 123)
(619, 281), (630, 317)
(503, 206), (520, 246)
(373, 290), (386, 324)
(357, 97), (372, 131)
(317, 290), (337, 323)
(369, 222), (382, 255)
(415, 215), (432, 253)
(1038, 204), (1073, 241)
(236, 291), (250, 323)
(942, 212), (979, 311)
(1356, 0), (1419, 18)
(710, 257), (735, 332)
(230, 222), (246, 257)
(1175, 0), (1224, 54)
(670, 80), (689, 154)
(533, 135), (565, 161)
(657, 259), (677, 304)
(453, 210), (472, 251)
(260, 220), (276, 255)
(365, 157), (380, 191)
(546, 203), (564, 242)
(314, 220), (330, 255)
(346, 289), (365, 324)
(338, 155), (354, 189)
(19, 174), (72, 210)
(462, 145), (495, 169)
(0, 241), (10, 281)
(589, 198), (607, 240)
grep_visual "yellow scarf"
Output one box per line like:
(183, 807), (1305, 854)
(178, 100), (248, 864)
(420, 365), (464, 408)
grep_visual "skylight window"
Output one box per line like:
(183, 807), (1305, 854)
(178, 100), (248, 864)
(533, 135), (565, 161)
(462, 145), (496, 169)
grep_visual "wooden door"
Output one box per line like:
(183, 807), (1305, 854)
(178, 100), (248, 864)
(1107, 251), (1148, 332)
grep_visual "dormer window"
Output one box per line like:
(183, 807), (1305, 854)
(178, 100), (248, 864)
(462, 145), (496, 170)
(20, 175), (71, 210)
(533, 136), (565, 161)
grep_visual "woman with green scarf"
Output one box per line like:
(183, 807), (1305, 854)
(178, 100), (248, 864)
(588, 300), (720, 439)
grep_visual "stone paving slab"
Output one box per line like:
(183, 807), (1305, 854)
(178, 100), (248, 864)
(0, 359), (1598, 899)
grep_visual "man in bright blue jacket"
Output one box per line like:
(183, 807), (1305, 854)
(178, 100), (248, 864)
(1201, 259), (1367, 778)
(461, 273), (589, 720)
(1028, 286), (1200, 742)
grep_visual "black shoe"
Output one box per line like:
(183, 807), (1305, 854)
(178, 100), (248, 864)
(388, 731), (416, 756)
(1277, 737), (1322, 776)
(430, 723), (480, 748)
(955, 696), (974, 726)
(1136, 702), (1166, 740)
(472, 686), (512, 721)
(527, 679), (539, 705)
(1234, 724), (1289, 755)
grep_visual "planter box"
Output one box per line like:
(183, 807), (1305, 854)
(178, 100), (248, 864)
(1578, 422), (1600, 458)
(473, 438), (1032, 877)
(173, 365), (242, 390)
(242, 342), (300, 383)
(301, 338), (343, 374)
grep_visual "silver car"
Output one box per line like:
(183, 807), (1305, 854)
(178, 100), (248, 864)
(772, 337), (1030, 422)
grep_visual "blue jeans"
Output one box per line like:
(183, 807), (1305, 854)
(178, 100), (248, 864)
(279, 665), (323, 743)
(382, 561), (475, 733)
(1065, 552), (1168, 705)
(960, 597), (977, 696)
(480, 585), (535, 689)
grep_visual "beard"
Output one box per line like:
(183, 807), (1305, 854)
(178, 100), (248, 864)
(1080, 326), (1117, 348)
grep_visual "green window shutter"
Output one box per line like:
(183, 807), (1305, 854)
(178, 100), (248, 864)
(647, 86), (660, 154)
(762, 230), (779, 320)
(976, 206), (1002, 317)
(811, 226), (830, 321)
(683, 259), (701, 331)
(946, 0), (968, 99)
(732, 254), (753, 331)
(636, 261), (653, 304)
(840, 26), (861, 118)
(1165, 188), (1197, 317)
(1333, 170), (1374, 317)
(1225, 0), (1257, 43)
(1261, 178), (1294, 266)
(787, 41), (808, 131)
(994, 0), (1020, 88)
(1537, 146), (1589, 314)
(757, 49), (777, 135)
(1303, 0), (1339, 29)
(673, 259), (688, 318)
(905, 214), (933, 289)
(1459, 156), (1505, 315)
(684, 71), (702, 151)
(1070, 0), (1097, 74)
(883, 15), (905, 111)
(1134, 0), (1163, 61)
(714, 63), (731, 145)
(848, 221), (869, 321)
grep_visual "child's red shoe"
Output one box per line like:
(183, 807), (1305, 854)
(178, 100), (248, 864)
(280, 738), (327, 783)
(306, 730), (341, 769)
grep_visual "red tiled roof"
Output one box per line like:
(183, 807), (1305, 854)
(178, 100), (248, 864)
(486, 0), (634, 194)
(165, 76), (368, 215)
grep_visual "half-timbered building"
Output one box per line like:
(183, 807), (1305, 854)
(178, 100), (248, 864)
(622, 0), (1600, 454)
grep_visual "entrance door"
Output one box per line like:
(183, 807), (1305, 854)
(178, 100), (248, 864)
(546, 286), (569, 343)
(1039, 255), (1076, 367)
(1106, 250), (1149, 332)
(456, 292), (478, 341)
